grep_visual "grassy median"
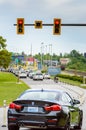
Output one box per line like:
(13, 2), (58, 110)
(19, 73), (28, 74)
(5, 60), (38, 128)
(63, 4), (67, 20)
(0, 72), (29, 106)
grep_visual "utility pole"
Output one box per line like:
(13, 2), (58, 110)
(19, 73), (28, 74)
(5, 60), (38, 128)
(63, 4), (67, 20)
(30, 44), (32, 56)
(49, 44), (52, 66)
(41, 42), (44, 69)
(45, 45), (47, 66)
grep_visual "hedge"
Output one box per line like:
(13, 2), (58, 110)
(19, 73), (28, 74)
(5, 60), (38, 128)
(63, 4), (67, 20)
(56, 74), (83, 83)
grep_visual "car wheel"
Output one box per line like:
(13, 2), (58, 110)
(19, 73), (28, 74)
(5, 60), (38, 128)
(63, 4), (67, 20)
(64, 118), (70, 130)
(64, 123), (70, 130)
(74, 111), (83, 130)
(74, 117), (83, 130)
(8, 125), (19, 130)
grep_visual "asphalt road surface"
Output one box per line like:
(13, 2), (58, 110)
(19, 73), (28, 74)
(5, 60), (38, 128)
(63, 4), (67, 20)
(0, 78), (86, 130)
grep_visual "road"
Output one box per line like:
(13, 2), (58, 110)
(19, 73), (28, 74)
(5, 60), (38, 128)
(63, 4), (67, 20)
(0, 77), (86, 130)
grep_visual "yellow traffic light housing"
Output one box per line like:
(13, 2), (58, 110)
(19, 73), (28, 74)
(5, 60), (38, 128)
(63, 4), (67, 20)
(53, 18), (61, 35)
(35, 21), (42, 29)
(17, 18), (24, 34)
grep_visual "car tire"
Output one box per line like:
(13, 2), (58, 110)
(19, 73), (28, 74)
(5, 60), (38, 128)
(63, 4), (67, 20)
(64, 117), (70, 130)
(8, 125), (19, 130)
(64, 123), (70, 130)
(74, 111), (83, 130)
(74, 117), (83, 130)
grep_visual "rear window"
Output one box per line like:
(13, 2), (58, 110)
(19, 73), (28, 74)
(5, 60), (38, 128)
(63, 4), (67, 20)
(36, 73), (43, 75)
(18, 91), (60, 101)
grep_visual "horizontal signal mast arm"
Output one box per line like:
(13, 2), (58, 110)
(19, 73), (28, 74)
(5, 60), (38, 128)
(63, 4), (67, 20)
(14, 23), (86, 26)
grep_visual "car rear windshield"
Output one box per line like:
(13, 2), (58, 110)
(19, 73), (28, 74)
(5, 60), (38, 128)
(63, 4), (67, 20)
(18, 91), (60, 101)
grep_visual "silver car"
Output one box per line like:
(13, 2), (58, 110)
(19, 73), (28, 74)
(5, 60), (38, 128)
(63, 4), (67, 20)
(33, 73), (43, 80)
(43, 73), (50, 79)
(18, 71), (27, 78)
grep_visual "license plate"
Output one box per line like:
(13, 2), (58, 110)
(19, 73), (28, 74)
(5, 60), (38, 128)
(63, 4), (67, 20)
(28, 107), (38, 112)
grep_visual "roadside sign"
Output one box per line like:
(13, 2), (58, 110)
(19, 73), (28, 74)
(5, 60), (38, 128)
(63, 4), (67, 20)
(48, 67), (61, 75)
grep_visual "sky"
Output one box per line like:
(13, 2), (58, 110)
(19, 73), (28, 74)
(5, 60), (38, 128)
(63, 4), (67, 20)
(0, 0), (86, 55)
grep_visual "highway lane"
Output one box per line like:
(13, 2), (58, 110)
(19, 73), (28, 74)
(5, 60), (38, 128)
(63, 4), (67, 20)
(0, 77), (86, 130)
(17, 78), (86, 130)
(22, 78), (85, 102)
(19, 77), (86, 130)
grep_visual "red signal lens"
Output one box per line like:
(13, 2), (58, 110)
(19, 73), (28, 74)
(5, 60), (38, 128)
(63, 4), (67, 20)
(18, 20), (23, 24)
(55, 20), (59, 25)
(44, 105), (62, 111)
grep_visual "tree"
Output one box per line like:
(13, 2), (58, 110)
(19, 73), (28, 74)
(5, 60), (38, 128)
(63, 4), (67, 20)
(70, 50), (81, 58)
(66, 50), (86, 71)
(0, 36), (7, 49)
(0, 36), (12, 68)
(0, 50), (12, 69)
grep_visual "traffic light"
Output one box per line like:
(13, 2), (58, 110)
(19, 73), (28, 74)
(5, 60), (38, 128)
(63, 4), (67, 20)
(35, 21), (42, 29)
(53, 18), (61, 35)
(17, 18), (24, 34)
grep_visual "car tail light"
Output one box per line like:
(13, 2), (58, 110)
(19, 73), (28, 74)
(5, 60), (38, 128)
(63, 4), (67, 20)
(44, 105), (61, 111)
(47, 119), (57, 123)
(9, 103), (22, 110)
(8, 117), (17, 121)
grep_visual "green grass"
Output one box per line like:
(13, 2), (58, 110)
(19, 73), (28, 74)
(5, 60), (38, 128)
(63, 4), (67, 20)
(59, 78), (81, 86)
(58, 77), (86, 89)
(0, 72), (29, 106)
(51, 74), (86, 89)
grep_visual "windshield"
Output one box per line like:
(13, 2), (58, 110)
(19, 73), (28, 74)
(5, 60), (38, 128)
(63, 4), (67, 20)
(18, 91), (60, 101)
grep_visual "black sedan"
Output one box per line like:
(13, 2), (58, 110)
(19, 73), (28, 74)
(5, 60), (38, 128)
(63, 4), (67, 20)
(7, 89), (83, 130)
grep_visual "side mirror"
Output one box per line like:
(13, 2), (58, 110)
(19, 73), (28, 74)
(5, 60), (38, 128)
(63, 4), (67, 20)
(73, 99), (80, 105)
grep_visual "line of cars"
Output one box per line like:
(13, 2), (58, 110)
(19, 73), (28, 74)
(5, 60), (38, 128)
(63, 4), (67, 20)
(8, 68), (27, 78)
(8, 68), (51, 80)
(28, 71), (51, 80)
(29, 71), (50, 80)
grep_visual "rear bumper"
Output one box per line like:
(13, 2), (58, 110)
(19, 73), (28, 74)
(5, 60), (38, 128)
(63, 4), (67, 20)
(8, 116), (65, 129)
(8, 120), (64, 129)
(18, 120), (47, 129)
(8, 109), (68, 129)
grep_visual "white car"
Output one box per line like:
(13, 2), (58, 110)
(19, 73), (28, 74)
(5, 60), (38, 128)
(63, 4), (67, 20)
(43, 73), (50, 79)
(33, 73), (44, 80)
(29, 72), (35, 78)
(18, 71), (27, 78)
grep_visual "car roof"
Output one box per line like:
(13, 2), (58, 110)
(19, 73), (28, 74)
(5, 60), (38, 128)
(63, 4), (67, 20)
(25, 88), (65, 94)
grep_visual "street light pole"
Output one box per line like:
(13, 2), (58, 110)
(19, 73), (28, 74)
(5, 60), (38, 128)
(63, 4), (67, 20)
(49, 44), (51, 66)
(51, 44), (52, 66)
(49, 44), (52, 66)
(41, 46), (42, 69)
(45, 45), (47, 66)
(41, 42), (44, 69)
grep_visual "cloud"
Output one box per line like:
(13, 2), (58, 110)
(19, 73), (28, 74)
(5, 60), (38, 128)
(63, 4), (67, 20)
(43, 0), (86, 22)
(44, 0), (70, 7)
(0, 0), (29, 9)
(0, 0), (86, 22)
(1, 0), (86, 17)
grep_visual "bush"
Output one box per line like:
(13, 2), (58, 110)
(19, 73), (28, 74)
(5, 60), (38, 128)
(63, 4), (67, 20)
(56, 74), (83, 83)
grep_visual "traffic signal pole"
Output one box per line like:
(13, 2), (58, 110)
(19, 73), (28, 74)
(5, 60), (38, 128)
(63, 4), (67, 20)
(14, 23), (86, 26)
(14, 18), (86, 35)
